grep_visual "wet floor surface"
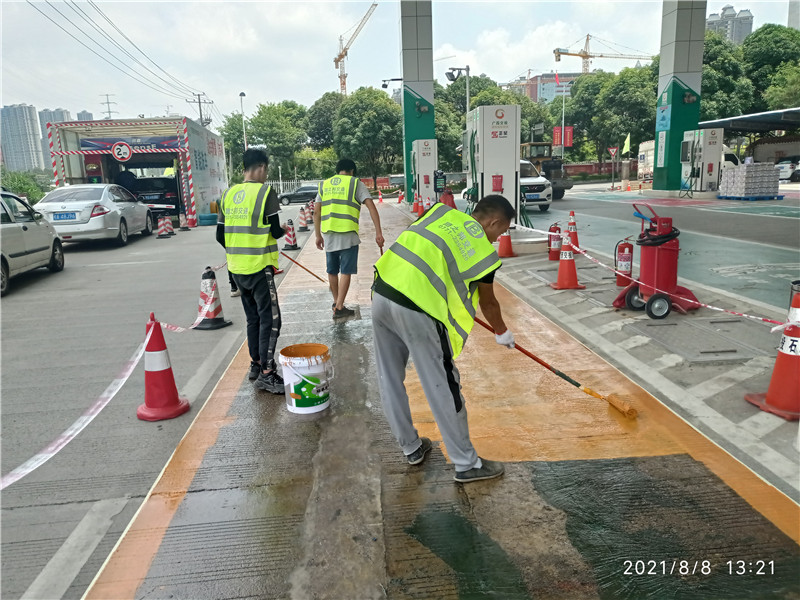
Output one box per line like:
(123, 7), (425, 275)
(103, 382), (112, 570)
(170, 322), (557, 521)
(85, 203), (799, 600)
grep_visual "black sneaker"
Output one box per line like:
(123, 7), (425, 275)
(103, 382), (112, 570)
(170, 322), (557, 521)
(453, 458), (505, 483)
(332, 306), (356, 319)
(406, 437), (432, 465)
(255, 371), (285, 394)
(248, 361), (261, 381)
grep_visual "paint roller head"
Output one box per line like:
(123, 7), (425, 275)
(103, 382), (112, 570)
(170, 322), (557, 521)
(606, 393), (638, 420)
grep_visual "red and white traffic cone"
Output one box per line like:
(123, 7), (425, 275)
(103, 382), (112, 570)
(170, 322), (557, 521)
(745, 294), (800, 420)
(157, 216), (170, 239)
(297, 206), (309, 232)
(283, 219), (298, 250)
(411, 195), (419, 214)
(179, 213), (191, 231)
(378, 191), (383, 203)
(195, 267), (232, 330)
(398, 191), (404, 203)
(550, 238), (586, 290)
(137, 312), (190, 422)
(166, 217), (176, 236)
(306, 201), (315, 224)
(497, 230), (516, 258)
(566, 210), (580, 250)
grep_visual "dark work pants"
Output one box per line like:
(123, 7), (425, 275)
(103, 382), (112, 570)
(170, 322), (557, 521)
(232, 267), (281, 371)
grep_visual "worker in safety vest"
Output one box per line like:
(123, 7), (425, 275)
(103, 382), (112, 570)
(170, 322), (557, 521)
(217, 149), (286, 394)
(371, 195), (516, 483)
(314, 158), (384, 319)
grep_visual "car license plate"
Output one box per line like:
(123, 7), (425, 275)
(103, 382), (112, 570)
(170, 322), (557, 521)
(525, 193), (540, 200)
(141, 194), (161, 200)
(54, 212), (76, 221)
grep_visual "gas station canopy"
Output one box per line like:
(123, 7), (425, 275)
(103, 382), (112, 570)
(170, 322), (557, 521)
(698, 107), (800, 133)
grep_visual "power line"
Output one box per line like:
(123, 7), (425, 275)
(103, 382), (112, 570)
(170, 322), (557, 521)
(87, 0), (203, 97)
(26, 1), (187, 100)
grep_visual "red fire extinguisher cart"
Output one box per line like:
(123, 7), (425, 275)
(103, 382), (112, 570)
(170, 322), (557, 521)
(612, 203), (699, 319)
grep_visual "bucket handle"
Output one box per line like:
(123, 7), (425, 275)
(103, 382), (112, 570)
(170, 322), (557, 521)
(282, 362), (334, 387)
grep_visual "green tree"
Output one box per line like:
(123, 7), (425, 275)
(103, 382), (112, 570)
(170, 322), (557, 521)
(216, 113), (247, 180)
(442, 74), (498, 115)
(565, 71), (616, 162)
(333, 87), (403, 188)
(249, 100), (308, 178)
(293, 147), (338, 180)
(742, 24), (800, 112)
(434, 98), (463, 171)
(1, 167), (46, 203)
(764, 61), (800, 110)
(700, 30), (754, 120)
(306, 92), (344, 150)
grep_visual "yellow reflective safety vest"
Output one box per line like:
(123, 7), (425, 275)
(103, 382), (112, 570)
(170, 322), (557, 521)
(220, 182), (278, 275)
(319, 175), (361, 234)
(374, 203), (501, 357)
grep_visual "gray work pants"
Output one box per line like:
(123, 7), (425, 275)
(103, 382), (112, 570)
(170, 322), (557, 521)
(371, 292), (481, 472)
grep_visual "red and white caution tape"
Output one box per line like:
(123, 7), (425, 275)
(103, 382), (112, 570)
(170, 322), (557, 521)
(513, 224), (786, 328)
(0, 279), (225, 490)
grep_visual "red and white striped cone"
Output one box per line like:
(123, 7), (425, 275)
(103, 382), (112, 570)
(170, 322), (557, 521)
(398, 191), (404, 203)
(306, 201), (315, 224)
(550, 238), (586, 290)
(137, 312), (190, 422)
(567, 210), (580, 250)
(195, 267), (232, 330)
(165, 217), (176, 236)
(157, 216), (170, 239)
(179, 213), (191, 231)
(297, 206), (309, 232)
(283, 219), (299, 250)
(378, 191), (383, 203)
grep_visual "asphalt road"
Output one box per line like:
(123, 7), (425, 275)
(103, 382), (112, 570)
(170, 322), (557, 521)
(1, 205), (309, 599)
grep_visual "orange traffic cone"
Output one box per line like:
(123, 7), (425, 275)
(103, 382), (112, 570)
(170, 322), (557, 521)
(566, 211), (580, 250)
(157, 216), (170, 239)
(297, 206), (309, 232)
(378, 191), (383, 203)
(137, 312), (190, 421)
(626, 182), (631, 192)
(745, 294), (800, 420)
(195, 267), (232, 330)
(497, 230), (516, 258)
(550, 239), (586, 290)
(398, 191), (404, 203)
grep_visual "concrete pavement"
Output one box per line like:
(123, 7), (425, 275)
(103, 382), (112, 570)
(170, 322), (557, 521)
(82, 201), (799, 600)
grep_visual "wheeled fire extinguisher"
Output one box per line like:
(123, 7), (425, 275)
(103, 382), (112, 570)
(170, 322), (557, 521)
(548, 223), (561, 261)
(615, 237), (634, 286)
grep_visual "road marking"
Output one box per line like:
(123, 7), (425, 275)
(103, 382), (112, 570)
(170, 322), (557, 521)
(179, 329), (242, 401)
(21, 497), (128, 600)
(651, 353), (685, 371)
(83, 261), (165, 267)
(595, 317), (640, 335)
(618, 335), (651, 350)
(686, 356), (774, 400)
(739, 410), (788, 438)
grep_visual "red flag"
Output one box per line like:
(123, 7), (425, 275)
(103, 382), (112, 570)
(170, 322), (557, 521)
(555, 71), (560, 85)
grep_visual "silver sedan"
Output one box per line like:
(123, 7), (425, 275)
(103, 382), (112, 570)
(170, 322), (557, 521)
(37, 184), (154, 245)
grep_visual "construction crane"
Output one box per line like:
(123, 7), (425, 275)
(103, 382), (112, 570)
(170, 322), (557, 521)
(334, 3), (378, 95)
(554, 34), (651, 74)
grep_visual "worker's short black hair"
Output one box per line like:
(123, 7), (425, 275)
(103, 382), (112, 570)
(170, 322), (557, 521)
(336, 158), (357, 175)
(473, 194), (515, 221)
(243, 148), (269, 171)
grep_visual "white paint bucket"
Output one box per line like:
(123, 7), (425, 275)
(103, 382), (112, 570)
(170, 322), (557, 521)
(278, 343), (333, 414)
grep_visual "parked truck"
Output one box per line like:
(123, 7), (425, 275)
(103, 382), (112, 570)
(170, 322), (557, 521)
(45, 117), (227, 226)
(520, 142), (573, 199)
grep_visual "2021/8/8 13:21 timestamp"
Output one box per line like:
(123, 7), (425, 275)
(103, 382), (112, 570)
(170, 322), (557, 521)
(727, 560), (774, 575)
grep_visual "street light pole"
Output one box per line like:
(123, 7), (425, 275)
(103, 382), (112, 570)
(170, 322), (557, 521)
(239, 92), (248, 150)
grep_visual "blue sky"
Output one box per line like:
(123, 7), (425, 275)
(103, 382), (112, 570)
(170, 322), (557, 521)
(1, 1), (792, 129)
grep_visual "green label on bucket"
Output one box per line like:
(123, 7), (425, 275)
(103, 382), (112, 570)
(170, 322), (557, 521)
(293, 376), (329, 408)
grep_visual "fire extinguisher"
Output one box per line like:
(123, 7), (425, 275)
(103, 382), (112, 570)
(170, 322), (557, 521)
(615, 237), (634, 286)
(548, 223), (561, 261)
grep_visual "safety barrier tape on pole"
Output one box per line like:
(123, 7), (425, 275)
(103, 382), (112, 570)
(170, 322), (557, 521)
(0, 272), (226, 491)
(513, 224), (790, 329)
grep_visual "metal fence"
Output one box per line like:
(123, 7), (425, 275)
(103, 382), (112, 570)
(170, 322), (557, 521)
(265, 179), (321, 195)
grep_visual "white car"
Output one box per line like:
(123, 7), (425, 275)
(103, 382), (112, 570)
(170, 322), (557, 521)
(1, 190), (64, 296)
(37, 184), (154, 245)
(776, 156), (800, 182)
(519, 159), (553, 212)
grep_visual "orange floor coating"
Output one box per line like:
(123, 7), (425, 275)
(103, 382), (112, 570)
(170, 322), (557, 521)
(84, 203), (798, 599)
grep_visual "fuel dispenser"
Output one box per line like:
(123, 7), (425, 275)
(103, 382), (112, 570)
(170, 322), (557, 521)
(411, 139), (438, 202)
(463, 105), (520, 219)
(680, 127), (725, 191)
(612, 203), (699, 319)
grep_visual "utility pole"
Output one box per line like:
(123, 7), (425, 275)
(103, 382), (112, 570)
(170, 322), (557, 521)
(165, 104), (172, 116)
(100, 94), (118, 120)
(186, 93), (214, 127)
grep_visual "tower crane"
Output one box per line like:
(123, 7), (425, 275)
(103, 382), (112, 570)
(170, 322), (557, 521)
(334, 3), (378, 95)
(554, 34), (651, 74)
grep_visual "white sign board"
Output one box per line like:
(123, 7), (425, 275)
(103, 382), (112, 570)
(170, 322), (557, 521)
(657, 131), (666, 168)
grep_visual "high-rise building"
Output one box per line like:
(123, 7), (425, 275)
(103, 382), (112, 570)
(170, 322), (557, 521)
(77, 110), (94, 121)
(789, 0), (799, 30)
(706, 5), (754, 45)
(508, 72), (581, 103)
(1, 104), (45, 172)
(38, 108), (72, 166)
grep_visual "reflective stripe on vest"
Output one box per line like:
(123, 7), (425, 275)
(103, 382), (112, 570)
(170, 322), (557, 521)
(320, 175), (360, 233)
(221, 183), (279, 274)
(374, 204), (501, 357)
